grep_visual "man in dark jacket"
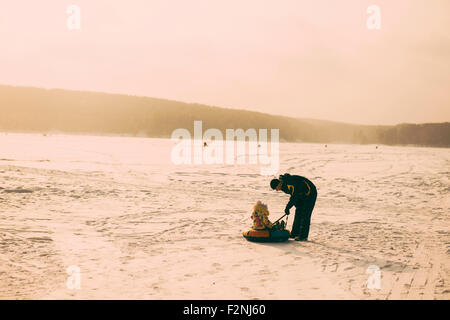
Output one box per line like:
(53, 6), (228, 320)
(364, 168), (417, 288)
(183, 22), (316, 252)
(270, 173), (317, 241)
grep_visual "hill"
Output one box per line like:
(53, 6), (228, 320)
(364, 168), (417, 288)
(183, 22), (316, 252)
(0, 85), (448, 147)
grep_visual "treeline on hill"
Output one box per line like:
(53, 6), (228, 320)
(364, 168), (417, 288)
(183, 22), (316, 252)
(0, 85), (448, 147)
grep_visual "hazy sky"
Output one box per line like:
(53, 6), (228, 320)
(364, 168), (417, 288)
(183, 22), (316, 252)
(0, 0), (449, 125)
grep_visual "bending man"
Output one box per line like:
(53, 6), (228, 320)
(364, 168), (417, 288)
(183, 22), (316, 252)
(270, 173), (317, 241)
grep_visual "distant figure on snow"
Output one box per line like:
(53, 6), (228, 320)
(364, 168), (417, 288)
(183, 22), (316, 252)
(251, 201), (273, 230)
(270, 173), (317, 241)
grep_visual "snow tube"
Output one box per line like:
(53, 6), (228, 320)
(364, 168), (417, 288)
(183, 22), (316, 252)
(242, 229), (290, 243)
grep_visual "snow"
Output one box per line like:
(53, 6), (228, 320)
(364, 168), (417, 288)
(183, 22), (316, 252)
(0, 133), (448, 299)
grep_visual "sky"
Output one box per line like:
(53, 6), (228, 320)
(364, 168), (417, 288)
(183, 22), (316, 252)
(0, 0), (449, 125)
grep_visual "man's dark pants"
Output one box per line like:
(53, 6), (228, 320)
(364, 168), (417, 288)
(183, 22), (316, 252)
(291, 191), (317, 239)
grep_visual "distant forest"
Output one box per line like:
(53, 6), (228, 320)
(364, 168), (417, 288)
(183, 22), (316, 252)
(0, 85), (449, 147)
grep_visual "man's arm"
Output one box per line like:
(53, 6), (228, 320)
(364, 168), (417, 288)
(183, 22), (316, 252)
(285, 195), (296, 214)
(281, 174), (302, 214)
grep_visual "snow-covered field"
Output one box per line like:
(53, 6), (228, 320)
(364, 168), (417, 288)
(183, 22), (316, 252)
(0, 133), (448, 299)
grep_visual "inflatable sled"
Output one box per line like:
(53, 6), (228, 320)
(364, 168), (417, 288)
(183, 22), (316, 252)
(242, 229), (290, 243)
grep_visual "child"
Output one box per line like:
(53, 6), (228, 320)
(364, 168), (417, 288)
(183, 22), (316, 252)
(251, 201), (273, 230)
